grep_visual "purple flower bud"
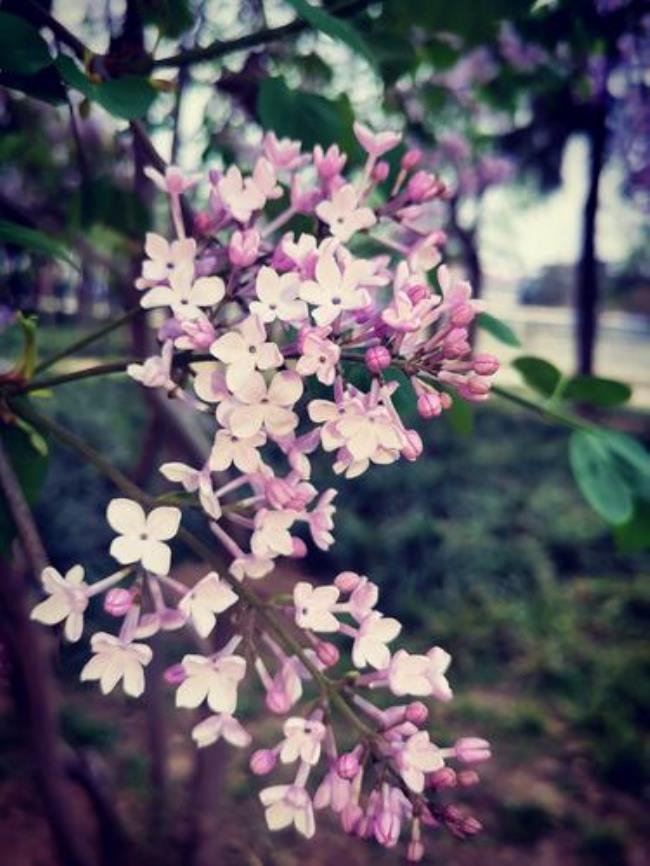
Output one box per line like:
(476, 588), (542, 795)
(334, 571), (362, 593)
(401, 148), (422, 171)
(372, 161), (390, 182)
(266, 688), (292, 714)
(104, 588), (134, 617)
(341, 803), (363, 834)
(417, 392), (443, 419)
(374, 809), (400, 847)
(473, 353), (500, 376)
(457, 769), (480, 787)
(315, 641), (340, 667)
(406, 840), (425, 862)
(250, 748), (277, 775)
(193, 210), (216, 235)
(290, 538), (308, 558)
(407, 283), (429, 305)
(405, 701), (428, 725)
(365, 345), (391, 373)
(401, 429), (423, 462)
(461, 816), (483, 836)
(163, 663), (186, 685)
(427, 767), (457, 789)
(337, 752), (360, 779)
(455, 737), (491, 764)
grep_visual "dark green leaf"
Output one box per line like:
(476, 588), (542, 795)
(257, 77), (358, 155)
(0, 421), (49, 557)
(0, 67), (66, 104)
(445, 394), (474, 436)
(476, 312), (521, 347)
(614, 500), (650, 552)
(94, 76), (157, 120)
(563, 374), (632, 407)
(596, 429), (650, 499)
(0, 12), (52, 75)
(283, 0), (376, 67)
(569, 430), (634, 525)
(0, 219), (78, 269)
(512, 355), (562, 397)
(138, 0), (193, 38)
(56, 56), (156, 120)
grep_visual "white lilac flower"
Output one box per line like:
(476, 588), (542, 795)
(209, 428), (266, 473)
(335, 409), (405, 462)
(280, 717), (327, 765)
(260, 784), (315, 838)
(387, 647), (452, 700)
(296, 332), (340, 385)
(299, 251), (371, 326)
(251, 509), (297, 558)
(353, 122), (401, 159)
(228, 370), (303, 439)
(352, 612), (402, 670)
(141, 262), (225, 320)
(176, 653), (246, 714)
(313, 770), (352, 813)
(30, 564), (89, 642)
(217, 165), (266, 222)
(315, 184), (376, 243)
(107, 498), (181, 576)
(249, 266), (307, 324)
(396, 731), (444, 793)
(210, 315), (283, 391)
(80, 633), (152, 697)
(178, 572), (238, 638)
(191, 713), (251, 748)
(140, 233), (196, 283)
(293, 582), (340, 633)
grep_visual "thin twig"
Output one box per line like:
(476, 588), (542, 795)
(0, 440), (48, 575)
(34, 307), (141, 374)
(150, 0), (375, 68)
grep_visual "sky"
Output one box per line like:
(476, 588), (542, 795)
(481, 136), (645, 281)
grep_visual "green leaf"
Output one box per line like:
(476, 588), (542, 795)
(476, 312), (521, 347)
(0, 12), (52, 75)
(0, 421), (49, 557)
(512, 355), (562, 397)
(15, 313), (38, 379)
(56, 56), (156, 120)
(614, 500), (650, 552)
(257, 77), (358, 155)
(283, 0), (376, 68)
(94, 76), (157, 120)
(0, 218), (78, 269)
(563, 374), (632, 408)
(569, 430), (634, 525)
(596, 429), (650, 499)
(445, 393), (474, 436)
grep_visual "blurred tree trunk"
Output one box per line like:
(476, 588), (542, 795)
(576, 103), (607, 376)
(0, 442), (95, 866)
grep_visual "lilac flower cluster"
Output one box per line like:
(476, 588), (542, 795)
(31, 123), (498, 860)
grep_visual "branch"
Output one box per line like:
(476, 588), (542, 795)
(34, 307), (142, 374)
(0, 439), (48, 575)
(23, 0), (87, 60)
(150, 0), (375, 68)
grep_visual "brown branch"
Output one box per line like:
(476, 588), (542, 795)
(23, 0), (87, 60)
(150, 0), (375, 68)
(0, 439), (48, 576)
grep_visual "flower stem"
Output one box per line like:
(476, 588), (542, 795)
(34, 307), (142, 374)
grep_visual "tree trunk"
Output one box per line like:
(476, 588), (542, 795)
(576, 105), (607, 376)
